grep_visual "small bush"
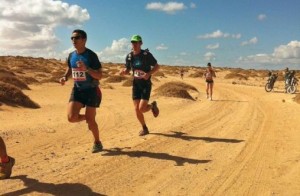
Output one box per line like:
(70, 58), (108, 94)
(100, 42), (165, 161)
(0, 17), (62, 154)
(153, 71), (165, 77)
(225, 72), (248, 80)
(189, 71), (204, 78)
(294, 94), (300, 104)
(0, 75), (30, 90)
(105, 75), (126, 83)
(0, 82), (40, 108)
(155, 81), (198, 100)
(122, 77), (133, 87)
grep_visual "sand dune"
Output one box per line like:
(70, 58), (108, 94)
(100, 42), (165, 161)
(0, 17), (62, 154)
(0, 57), (300, 195)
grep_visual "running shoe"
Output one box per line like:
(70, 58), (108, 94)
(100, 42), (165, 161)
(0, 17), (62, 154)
(151, 101), (159, 118)
(0, 156), (15, 179)
(139, 127), (149, 136)
(92, 142), (103, 153)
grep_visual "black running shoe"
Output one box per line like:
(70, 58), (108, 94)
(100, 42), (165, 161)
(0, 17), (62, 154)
(139, 127), (149, 136)
(151, 101), (159, 118)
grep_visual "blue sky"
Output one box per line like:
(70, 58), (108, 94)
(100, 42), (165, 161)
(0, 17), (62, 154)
(0, 0), (299, 69)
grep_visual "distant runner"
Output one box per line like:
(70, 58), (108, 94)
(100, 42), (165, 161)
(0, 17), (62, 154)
(59, 29), (103, 153)
(203, 63), (216, 101)
(180, 68), (184, 79)
(0, 137), (15, 179)
(120, 35), (160, 136)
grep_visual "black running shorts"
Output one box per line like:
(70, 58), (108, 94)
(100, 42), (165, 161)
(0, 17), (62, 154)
(132, 82), (152, 101)
(69, 87), (102, 107)
(206, 79), (214, 84)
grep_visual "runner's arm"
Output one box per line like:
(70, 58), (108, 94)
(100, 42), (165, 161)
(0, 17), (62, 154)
(149, 63), (160, 75)
(87, 68), (102, 80)
(63, 67), (72, 80)
(120, 68), (131, 76)
(142, 64), (160, 80)
(213, 70), (216, 77)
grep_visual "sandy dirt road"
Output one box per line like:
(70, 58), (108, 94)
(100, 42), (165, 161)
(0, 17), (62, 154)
(0, 77), (299, 196)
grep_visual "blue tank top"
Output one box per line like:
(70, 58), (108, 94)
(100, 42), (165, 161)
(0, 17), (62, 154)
(68, 49), (101, 89)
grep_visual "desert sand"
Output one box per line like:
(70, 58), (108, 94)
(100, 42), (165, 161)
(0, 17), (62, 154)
(0, 57), (300, 195)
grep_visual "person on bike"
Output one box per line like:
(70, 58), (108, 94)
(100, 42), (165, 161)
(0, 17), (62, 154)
(284, 67), (291, 92)
(120, 35), (160, 136)
(268, 71), (278, 85)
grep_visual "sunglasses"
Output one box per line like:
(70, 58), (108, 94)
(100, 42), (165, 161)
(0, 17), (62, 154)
(71, 36), (82, 40)
(131, 41), (140, 44)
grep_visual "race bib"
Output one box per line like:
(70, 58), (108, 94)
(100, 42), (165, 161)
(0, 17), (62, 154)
(133, 70), (146, 79)
(72, 68), (87, 81)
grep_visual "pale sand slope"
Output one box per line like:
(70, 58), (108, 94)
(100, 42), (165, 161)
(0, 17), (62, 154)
(0, 76), (299, 196)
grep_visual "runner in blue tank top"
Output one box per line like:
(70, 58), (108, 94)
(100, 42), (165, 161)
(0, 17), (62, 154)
(59, 29), (103, 153)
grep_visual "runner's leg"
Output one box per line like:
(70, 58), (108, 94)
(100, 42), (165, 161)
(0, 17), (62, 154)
(0, 137), (8, 161)
(206, 83), (209, 98)
(67, 101), (85, 123)
(210, 83), (214, 98)
(139, 99), (152, 113)
(85, 107), (100, 143)
(134, 100), (146, 126)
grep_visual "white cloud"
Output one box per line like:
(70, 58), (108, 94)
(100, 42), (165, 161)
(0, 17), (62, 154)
(0, 0), (89, 58)
(156, 43), (168, 50)
(273, 40), (300, 59)
(232, 34), (242, 39)
(238, 40), (300, 66)
(241, 37), (258, 46)
(146, 2), (186, 14)
(97, 38), (131, 63)
(190, 3), (196, 9)
(258, 14), (267, 21)
(206, 43), (220, 50)
(204, 52), (216, 61)
(197, 30), (241, 39)
(180, 52), (188, 56)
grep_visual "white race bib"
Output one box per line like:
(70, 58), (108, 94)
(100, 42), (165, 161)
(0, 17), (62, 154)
(133, 70), (146, 79)
(72, 68), (87, 81)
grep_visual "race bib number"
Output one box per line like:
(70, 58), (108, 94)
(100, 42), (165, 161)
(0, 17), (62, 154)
(133, 70), (146, 79)
(72, 68), (87, 81)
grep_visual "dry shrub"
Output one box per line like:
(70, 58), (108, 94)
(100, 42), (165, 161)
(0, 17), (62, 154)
(19, 76), (40, 85)
(225, 72), (248, 80)
(151, 76), (160, 82)
(0, 68), (15, 76)
(122, 77), (133, 87)
(189, 71), (204, 78)
(155, 81), (198, 100)
(101, 71), (109, 79)
(101, 82), (114, 89)
(40, 76), (60, 83)
(107, 68), (120, 75)
(0, 75), (30, 90)
(35, 73), (48, 78)
(153, 71), (165, 77)
(0, 82), (40, 108)
(105, 75), (126, 83)
(294, 94), (300, 104)
(51, 70), (65, 78)
(276, 74), (285, 81)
